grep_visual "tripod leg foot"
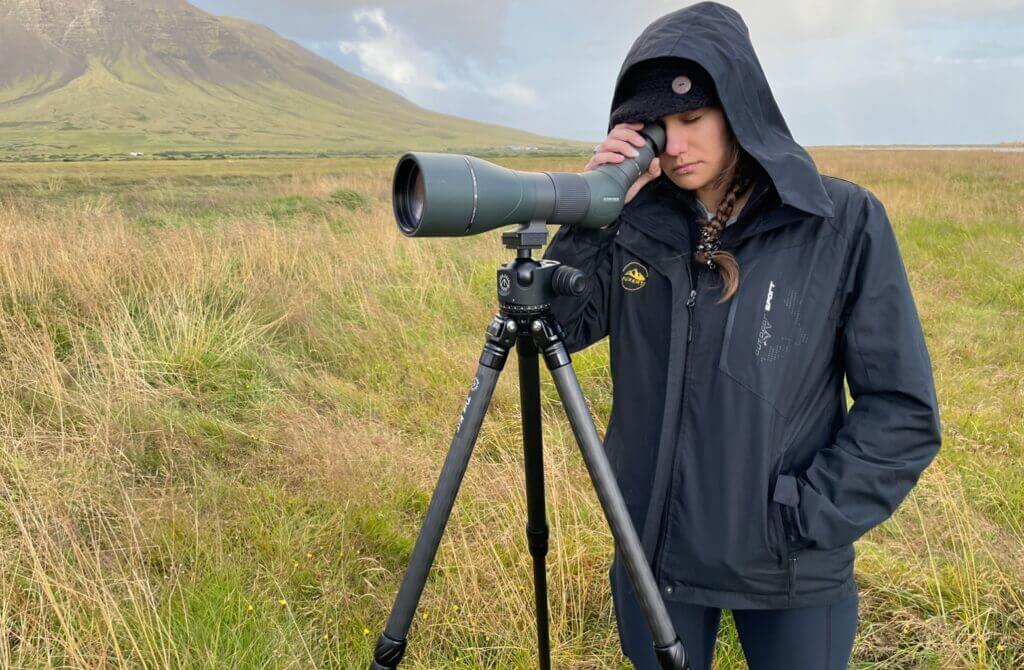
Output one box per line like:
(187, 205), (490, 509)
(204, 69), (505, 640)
(655, 637), (689, 670)
(370, 631), (406, 670)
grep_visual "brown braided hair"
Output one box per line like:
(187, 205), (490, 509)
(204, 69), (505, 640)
(693, 133), (755, 304)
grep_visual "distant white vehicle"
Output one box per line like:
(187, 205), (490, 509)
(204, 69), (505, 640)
(128, 152), (145, 157)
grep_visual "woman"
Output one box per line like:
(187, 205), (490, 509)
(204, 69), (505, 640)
(542, 3), (942, 669)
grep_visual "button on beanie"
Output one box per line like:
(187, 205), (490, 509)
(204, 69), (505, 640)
(609, 56), (720, 127)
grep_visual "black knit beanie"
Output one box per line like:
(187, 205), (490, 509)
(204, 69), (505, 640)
(610, 57), (720, 127)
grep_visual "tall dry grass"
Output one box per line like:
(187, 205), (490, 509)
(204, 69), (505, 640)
(0, 150), (1020, 668)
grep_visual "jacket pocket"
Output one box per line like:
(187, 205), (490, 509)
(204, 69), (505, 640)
(768, 487), (801, 600)
(765, 456), (786, 564)
(717, 240), (828, 418)
(768, 502), (788, 561)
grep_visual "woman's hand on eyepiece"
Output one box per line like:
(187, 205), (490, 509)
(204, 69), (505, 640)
(585, 121), (662, 205)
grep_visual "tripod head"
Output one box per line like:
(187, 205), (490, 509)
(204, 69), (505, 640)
(495, 220), (589, 322)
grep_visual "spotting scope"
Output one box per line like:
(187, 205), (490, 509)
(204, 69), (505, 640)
(392, 121), (666, 237)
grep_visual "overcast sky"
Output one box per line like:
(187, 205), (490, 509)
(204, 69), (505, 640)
(190, 0), (1024, 146)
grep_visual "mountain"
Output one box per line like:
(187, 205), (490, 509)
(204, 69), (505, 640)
(0, 0), (585, 159)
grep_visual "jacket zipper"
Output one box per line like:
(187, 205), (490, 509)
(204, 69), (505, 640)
(640, 194), (787, 598)
(652, 261), (700, 587)
(783, 505), (801, 602)
(788, 553), (798, 601)
(772, 452), (801, 601)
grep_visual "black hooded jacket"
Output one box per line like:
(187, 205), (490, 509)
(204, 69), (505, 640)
(542, 1), (942, 609)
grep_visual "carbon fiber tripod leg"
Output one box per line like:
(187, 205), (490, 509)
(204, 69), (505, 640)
(531, 315), (689, 670)
(370, 315), (516, 670)
(516, 333), (552, 670)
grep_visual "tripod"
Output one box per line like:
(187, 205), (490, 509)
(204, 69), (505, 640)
(370, 221), (688, 670)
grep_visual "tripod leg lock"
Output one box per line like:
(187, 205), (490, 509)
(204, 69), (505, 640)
(528, 316), (571, 370)
(654, 636), (690, 669)
(481, 315), (518, 370)
(370, 631), (407, 670)
(525, 522), (549, 559)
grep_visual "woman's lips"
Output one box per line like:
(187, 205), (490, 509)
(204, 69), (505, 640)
(674, 161), (701, 174)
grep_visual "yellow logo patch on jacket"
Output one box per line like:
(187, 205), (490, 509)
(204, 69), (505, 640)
(621, 261), (648, 291)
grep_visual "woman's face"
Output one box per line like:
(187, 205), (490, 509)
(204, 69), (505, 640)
(658, 106), (733, 193)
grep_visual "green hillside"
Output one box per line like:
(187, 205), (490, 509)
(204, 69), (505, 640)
(0, 0), (588, 160)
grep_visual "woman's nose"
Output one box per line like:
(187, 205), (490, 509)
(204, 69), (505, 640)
(664, 131), (688, 156)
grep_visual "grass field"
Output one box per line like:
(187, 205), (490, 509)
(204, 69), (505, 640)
(0, 150), (1021, 668)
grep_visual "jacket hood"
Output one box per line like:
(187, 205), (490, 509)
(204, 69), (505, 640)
(609, 1), (834, 219)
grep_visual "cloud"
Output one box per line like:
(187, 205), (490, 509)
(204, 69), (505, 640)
(191, 0), (1024, 144)
(192, 0), (515, 64)
(337, 7), (538, 107)
(338, 8), (448, 91)
(491, 81), (538, 106)
(939, 36), (1024, 65)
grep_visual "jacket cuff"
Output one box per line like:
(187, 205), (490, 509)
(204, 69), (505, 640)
(773, 473), (812, 552)
(773, 473), (799, 506)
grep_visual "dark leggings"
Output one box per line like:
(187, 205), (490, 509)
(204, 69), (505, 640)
(611, 564), (859, 670)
